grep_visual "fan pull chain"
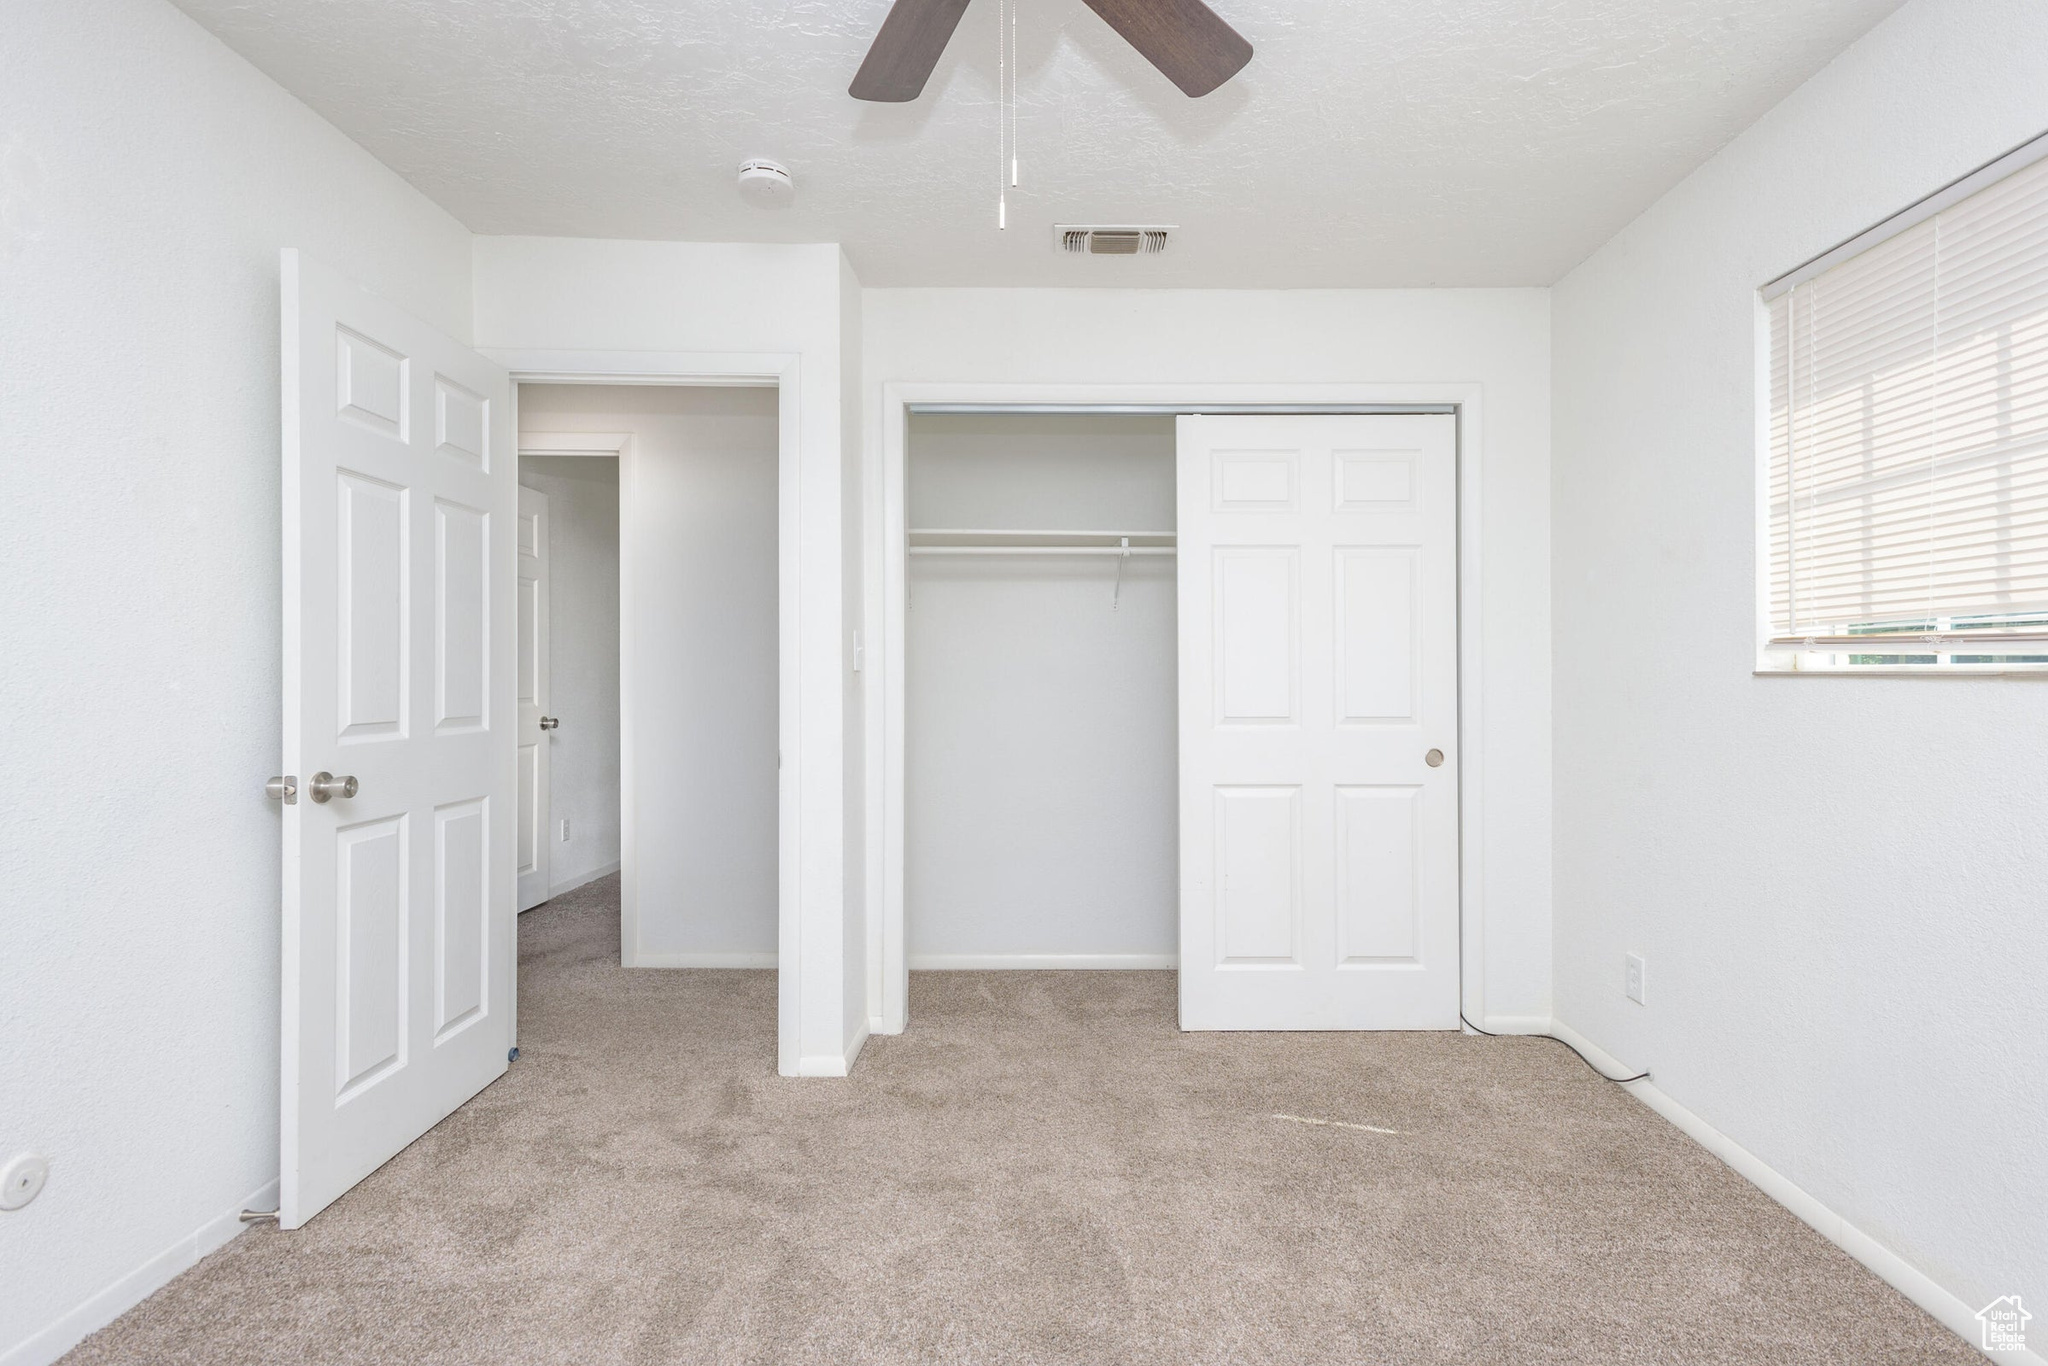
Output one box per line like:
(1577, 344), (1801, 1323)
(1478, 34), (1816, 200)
(997, 0), (1018, 229)
(997, 0), (1006, 228)
(1009, 0), (1019, 189)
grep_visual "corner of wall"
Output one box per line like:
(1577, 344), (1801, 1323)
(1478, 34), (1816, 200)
(838, 250), (871, 1056)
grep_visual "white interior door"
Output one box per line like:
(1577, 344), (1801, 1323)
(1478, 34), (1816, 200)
(1176, 414), (1459, 1030)
(516, 485), (552, 911)
(280, 249), (515, 1227)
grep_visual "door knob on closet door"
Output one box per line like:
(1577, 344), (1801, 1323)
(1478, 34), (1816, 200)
(308, 772), (358, 803)
(1425, 749), (1445, 768)
(539, 716), (560, 730)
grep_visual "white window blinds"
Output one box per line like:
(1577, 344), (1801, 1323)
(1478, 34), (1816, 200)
(1768, 144), (2048, 646)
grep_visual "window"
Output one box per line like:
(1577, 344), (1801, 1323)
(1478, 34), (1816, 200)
(1764, 134), (2048, 670)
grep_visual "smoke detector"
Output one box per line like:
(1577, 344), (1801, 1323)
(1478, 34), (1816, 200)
(1056, 224), (1173, 256)
(737, 158), (793, 206)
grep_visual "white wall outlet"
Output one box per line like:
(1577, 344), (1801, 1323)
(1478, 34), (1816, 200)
(559, 819), (571, 843)
(1, 1153), (49, 1211)
(1625, 953), (1647, 1005)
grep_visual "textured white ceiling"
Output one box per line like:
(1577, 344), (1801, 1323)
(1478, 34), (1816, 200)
(168, 0), (1906, 286)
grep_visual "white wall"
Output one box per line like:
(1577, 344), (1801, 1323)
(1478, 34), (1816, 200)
(474, 238), (861, 1074)
(515, 453), (622, 894)
(864, 289), (1555, 1022)
(519, 387), (778, 960)
(906, 415), (1179, 965)
(1550, 0), (2048, 1334)
(0, 0), (473, 1361)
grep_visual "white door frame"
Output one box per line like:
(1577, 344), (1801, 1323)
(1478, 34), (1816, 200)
(515, 483), (552, 912)
(483, 350), (804, 1075)
(865, 382), (1489, 1038)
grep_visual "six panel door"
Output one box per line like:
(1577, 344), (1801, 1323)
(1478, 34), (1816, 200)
(281, 249), (516, 1226)
(1176, 414), (1459, 1030)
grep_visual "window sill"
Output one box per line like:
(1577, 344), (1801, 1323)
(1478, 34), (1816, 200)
(1754, 662), (2048, 678)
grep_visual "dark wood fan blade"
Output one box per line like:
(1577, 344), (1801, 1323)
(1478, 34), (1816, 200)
(1080, 0), (1251, 97)
(849, 0), (975, 101)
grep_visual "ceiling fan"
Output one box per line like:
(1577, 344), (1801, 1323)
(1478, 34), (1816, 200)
(849, 0), (1252, 102)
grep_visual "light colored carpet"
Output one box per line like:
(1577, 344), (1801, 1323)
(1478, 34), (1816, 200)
(65, 873), (1972, 1365)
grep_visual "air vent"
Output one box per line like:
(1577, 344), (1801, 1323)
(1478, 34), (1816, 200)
(1057, 225), (1173, 256)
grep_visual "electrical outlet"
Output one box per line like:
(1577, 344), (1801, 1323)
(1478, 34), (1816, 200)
(1625, 953), (1646, 1006)
(559, 819), (571, 843)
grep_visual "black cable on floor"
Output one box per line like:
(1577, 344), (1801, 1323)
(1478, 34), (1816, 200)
(1459, 1013), (1650, 1084)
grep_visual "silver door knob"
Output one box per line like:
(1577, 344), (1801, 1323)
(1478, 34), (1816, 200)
(308, 772), (358, 803)
(539, 717), (560, 730)
(265, 775), (298, 805)
(1425, 749), (1445, 768)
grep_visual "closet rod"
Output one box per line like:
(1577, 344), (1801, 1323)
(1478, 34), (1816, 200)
(906, 403), (1459, 416)
(908, 546), (1177, 557)
(906, 527), (1174, 539)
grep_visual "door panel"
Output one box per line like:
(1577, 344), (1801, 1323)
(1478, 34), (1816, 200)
(434, 797), (489, 1038)
(1334, 785), (1420, 962)
(336, 473), (407, 739)
(1214, 785), (1301, 965)
(335, 814), (406, 1100)
(434, 376), (489, 467)
(1177, 414), (1458, 1030)
(1213, 549), (1297, 724)
(282, 250), (514, 1227)
(1336, 548), (1418, 722)
(435, 500), (488, 732)
(516, 744), (538, 880)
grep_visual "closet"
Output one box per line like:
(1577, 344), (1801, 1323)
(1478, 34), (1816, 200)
(905, 413), (1180, 969)
(900, 409), (1462, 1030)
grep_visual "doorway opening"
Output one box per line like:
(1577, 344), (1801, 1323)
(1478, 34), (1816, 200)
(515, 383), (780, 972)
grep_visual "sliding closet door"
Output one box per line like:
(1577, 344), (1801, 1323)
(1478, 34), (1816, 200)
(1176, 414), (1458, 1030)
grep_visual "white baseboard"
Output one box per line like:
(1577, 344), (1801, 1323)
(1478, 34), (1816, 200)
(796, 1017), (871, 1078)
(546, 859), (620, 899)
(1548, 1019), (2038, 1366)
(628, 950), (776, 969)
(1476, 1014), (1551, 1035)
(2, 1176), (279, 1366)
(908, 953), (1178, 970)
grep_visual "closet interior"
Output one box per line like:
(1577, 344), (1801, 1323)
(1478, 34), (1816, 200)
(905, 412), (1181, 971)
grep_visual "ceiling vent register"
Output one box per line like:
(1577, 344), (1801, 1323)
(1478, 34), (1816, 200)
(1058, 225), (1173, 255)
